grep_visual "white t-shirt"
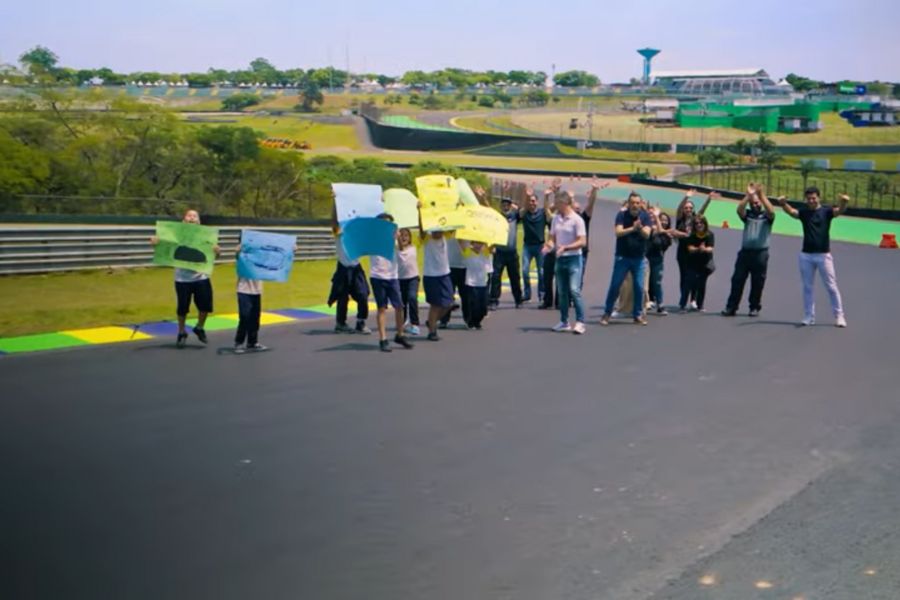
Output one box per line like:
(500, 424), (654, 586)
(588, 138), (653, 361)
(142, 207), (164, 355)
(397, 245), (419, 279)
(446, 238), (465, 269)
(335, 235), (360, 267)
(237, 278), (263, 295)
(174, 268), (209, 283)
(370, 248), (399, 280)
(463, 251), (492, 287)
(550, 212), (587, 257)
(423, 237), (450, 277)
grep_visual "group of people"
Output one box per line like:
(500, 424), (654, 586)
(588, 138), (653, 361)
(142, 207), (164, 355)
(157, 177), (850, 353)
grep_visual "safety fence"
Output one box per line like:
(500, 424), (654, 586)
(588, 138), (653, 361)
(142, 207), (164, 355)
(0, 225), (335, 275)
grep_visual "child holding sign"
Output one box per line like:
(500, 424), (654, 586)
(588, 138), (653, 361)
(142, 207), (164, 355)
(149, 209), (220, 348)
(370, 214), (415, 353)
(418, 205), (454, 342)
(397, 228), (421, 336)
(328, 205), (371, 334)
(462, 241), (492, 330)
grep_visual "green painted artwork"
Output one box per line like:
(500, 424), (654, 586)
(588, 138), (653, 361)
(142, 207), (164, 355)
(152, 221), (219, 275)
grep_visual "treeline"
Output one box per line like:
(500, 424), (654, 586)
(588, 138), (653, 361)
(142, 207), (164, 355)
(8, 46), (601, 89)
(0, 90), (489, 219)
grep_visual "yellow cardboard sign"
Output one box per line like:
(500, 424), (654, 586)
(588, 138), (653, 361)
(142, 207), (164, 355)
(456, 205), (509, 246)
(416, 175), (463, 231)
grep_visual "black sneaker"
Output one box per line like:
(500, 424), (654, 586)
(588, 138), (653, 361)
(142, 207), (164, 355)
(176, 332), (188, 348)
(488, 304), (498, 312)
(721, 309), (736, 317)
(394, 334), (414, 349)
(748, 309), (760, 317)
(474, 324), (483, 330)
(427, 331), (440, 341)
(515, 302), (523, 309)
(438, 322), (448, 329)
(379, 339), (392, 352)
(334, 323), (353, 333)
(193, 327), (207, 344)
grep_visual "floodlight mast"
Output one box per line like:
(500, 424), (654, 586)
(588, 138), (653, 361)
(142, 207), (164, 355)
(637, 48), (661, 86)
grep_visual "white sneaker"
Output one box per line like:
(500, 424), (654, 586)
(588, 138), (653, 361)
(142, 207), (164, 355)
(689, 301), (699, 311)
(646, 301), (656, 311)
(835, 315), (847, 328)
(801, 316), (815, 326)
(572, 322), (586, 335)
(406, 324), (420, 335)
(611, 310), (625, 319)
(552, 321), (572, 332)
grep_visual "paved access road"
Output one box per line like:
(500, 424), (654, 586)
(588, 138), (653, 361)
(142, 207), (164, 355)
(3, 202), (898, 600)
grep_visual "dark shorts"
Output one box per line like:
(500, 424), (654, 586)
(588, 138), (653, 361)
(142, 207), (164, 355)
(423, 274), (454, 307)
(175, 279), (213, 316)
(371, 278), (402, 309)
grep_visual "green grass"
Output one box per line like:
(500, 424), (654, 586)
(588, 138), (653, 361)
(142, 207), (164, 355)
(0, 260), (337, 337)
(184, 114), (361, 150)
(381, 115), (460, 132)
(783, 153), (900, 171)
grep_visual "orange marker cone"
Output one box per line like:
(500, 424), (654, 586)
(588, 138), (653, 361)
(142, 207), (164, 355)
(722, 221), (730, 229)
(880, 233), (898, 248)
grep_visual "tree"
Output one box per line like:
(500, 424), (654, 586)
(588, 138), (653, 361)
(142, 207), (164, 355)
(729, 138), (750, 162)
(867, 81), (892, 97)
(19, 46), (59, 76)
(757, 148), (783, 190)
(221, 93), (261, 111)
(553, 70), (599, 87)
(295, 80), (324, 112)
(784, 73), (823, 93)
(520, 89), (549, 106)
(493, 90), (512, 106)
(422, 93), (442, 110)
(477, 95), (496, 108)
(867, 174), (890, 207)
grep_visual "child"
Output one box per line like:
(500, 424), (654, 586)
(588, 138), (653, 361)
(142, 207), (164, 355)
(397, 228), (421, 336)
(369, 214), (415, 352)
(327, 205), (371, 334)
(232, 236), (267, 354)
(149, 209), (220, 348)
(685, 215), (716, 312)
(462, 241), (492, 329)
(418, 206), (454, 341)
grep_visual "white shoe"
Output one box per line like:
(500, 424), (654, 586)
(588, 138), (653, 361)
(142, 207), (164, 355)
(611, 310), (625, 319)
(572, 322), (586, 335)
(835, 315), (847, 328)
(689, 301), (698, 311)
(801, 316), (815, 326)
(646, 301), (656, 311)
(552, 321), (572, 332)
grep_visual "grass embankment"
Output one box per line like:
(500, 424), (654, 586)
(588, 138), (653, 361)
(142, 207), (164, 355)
(0, 261), (339, 337)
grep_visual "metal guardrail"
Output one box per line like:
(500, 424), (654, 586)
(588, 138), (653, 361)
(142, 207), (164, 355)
(0, 225), (336, 275)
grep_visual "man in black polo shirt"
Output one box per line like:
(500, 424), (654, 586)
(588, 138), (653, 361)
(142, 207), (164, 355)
(777, 186), (849, 327)
(722, 183), (775, 317)
(489, 196), (523, 310)
(600, 192), (652, 326)
(520, 189), (552, 303)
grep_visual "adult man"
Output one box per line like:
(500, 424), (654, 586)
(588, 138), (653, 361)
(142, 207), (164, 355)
(721, 183), (776, 317)
(777, 187), (849, 327)
(489, 196), (523, 310)
(519, 188), (552, 303)
(600, 193), (652, 326)
(544, 192), (587, 334)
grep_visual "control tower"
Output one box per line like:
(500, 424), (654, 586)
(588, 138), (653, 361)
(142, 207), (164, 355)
(637, 48), (661, 86)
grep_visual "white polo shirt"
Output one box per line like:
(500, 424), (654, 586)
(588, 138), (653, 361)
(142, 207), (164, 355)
(550, 211), (587, 257)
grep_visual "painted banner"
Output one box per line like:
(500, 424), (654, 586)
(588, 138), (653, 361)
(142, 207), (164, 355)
(416, 175), (463, 232)
(236, 229), (297, 282)
(152, 221), (219, 275)
(455, 205), (509, 247)
(332, 183), (384, 224)
(456, 178), (480, 206)
(341, 217), (398, 261)
(383, 188), (420, 229)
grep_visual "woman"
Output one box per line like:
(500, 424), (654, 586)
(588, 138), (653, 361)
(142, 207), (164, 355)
(647, 210), (673, 315)
(685, 215), (716, 312)
(672, 190), (716, 311)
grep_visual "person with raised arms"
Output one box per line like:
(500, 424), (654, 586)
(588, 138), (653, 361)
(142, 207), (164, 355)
(600, 193), (652, 326)
(721, 183), (776, 317)
(776, 187), (849, 327)
(488, 191), (523, 311)
(327, 204), (371, 335)
(543, 191), (587, 334)
(418, 204), (455, 341)
(671, 190), (717, 311)
(519, 187), (553, 304)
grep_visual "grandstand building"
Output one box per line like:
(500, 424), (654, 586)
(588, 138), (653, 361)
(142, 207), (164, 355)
(651, 68), (790, 96)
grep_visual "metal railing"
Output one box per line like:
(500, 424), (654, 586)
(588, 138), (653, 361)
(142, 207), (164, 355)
(0, 225), (335, 275)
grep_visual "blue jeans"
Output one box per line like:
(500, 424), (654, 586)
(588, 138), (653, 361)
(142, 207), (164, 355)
(604, 256), (647, 317)
(522, 243), (544, 301)
(648, 255), (664, 306)
(556, 254), (585, 324)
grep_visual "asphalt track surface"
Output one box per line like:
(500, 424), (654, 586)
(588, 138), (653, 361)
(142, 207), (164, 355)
(3, 201), (899, 600)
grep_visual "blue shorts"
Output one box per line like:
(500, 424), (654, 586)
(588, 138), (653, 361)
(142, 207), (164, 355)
(423, 274), (454, 307)
(370, 278), (402, 309)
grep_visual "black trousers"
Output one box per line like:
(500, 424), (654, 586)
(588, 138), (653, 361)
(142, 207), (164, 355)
(399, 276), (420, 325)
(466, 285), (488, 327)
(440, 267), (468, 325)
(686, 268), (711, 310)
(677, 252), (694, 308)
(725, 248), (769, 312)
(235, 293), (261, 346)
(541, 251), (558, 308)
(490, 248), (522, 305)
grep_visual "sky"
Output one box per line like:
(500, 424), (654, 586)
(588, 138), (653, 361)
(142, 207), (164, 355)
(1, 0), (898, 82)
